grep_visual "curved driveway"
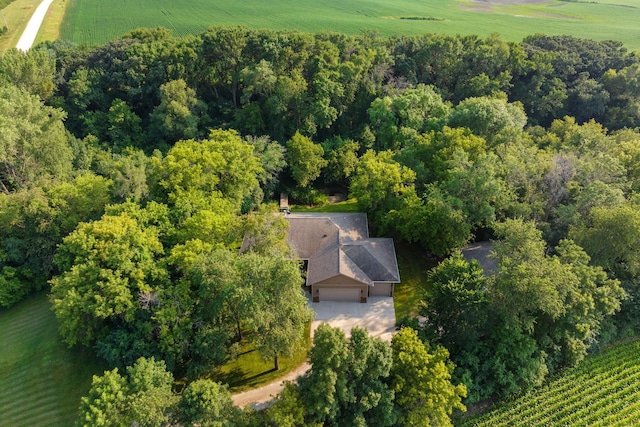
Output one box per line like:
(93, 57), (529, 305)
(231, 296), (396, 408)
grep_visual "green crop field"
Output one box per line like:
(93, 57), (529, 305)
(57, 0), (640, 50)
(0, 293), (107, 427)
(458, 338), (640, 426)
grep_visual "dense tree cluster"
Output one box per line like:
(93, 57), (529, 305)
(78, 327), (466, 427)
(78, 357), (242, 426)
(422, 222), (624, 402)
(2, 26), (640, 422)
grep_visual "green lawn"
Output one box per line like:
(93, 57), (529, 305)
(0, 293), (108, 427)
(393, 242), (438, 321)
(0, 0), (41, 53)
(212, 325), (311, 393)
(57, 0), (640, 50)
(291, 198), (359, 213)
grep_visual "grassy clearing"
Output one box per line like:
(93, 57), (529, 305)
(291, 198), (359, 213)
(393, 242), (438, 321)
(212, 325), (311, 393)
(56, 0), (640, 49)
(0, 0), (39, 53)
(0, 292), (108, 427)
(457, 337), (640, 426)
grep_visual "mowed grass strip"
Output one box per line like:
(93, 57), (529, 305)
(0, 0), (40, 52)
(35, 0), (67, 44)
(291, 198), (360, 213)
(57, 0), (640, 49)
(0, 293), (108, 427)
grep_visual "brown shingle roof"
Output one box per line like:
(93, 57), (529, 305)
(286, 217), (340, 259)
(286, 213), (400, 286)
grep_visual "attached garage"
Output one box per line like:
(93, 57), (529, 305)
(318, 287), (361, 302)
(369, 283), (393, 297)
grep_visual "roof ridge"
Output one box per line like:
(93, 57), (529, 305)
(339, 245), (373, 285)
(342, 241), (400, 283)
(342, 243), (379, 276)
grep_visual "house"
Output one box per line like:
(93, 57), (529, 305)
(285, 213), (400, 303)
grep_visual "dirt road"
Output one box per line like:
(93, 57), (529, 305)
(16, 0), (55, 51)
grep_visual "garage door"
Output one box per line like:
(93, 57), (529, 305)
(370, 283), (392, 296)
(318, 288), (361, 302)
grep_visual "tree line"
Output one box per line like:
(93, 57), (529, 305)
(1, 26), (640, 424)
(78, 326), (465, 427)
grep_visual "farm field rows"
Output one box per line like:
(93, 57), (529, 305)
(0, 293), (107, 427)
(458, 338), (640, 427)
(57, 0), (640, 49)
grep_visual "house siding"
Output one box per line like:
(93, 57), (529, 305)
(311, 283), (369, 303)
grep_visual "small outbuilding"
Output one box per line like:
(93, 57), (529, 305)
(279, 193), (290, 213)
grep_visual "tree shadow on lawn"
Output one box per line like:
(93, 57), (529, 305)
(215, 365), (278, 389)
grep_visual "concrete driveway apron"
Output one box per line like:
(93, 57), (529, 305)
(310, 296), (396, 342)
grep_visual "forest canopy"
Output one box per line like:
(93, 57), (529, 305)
(2, 27), (640, 424)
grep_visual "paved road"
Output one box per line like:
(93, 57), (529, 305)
(16, 0), (55, 51)
(231, 297), (396, 408)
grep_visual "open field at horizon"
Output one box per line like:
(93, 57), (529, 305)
(458, 337), (640, 426)
(57, 0), (640, 50)
(0, 293), (108, 427)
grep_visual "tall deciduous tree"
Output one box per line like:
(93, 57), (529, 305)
(422, 252), (490, 355)
(77, 357), (176, 427)
(0, 175), (112, 307)
(149, 79), (205, 145)
(570, 203), (640, 276)
(239, 252), (312, 370)
(264, 382), (312, 427)
(77, 368), (128, 427)
(299, 324), (396, 426)
(0, 84), (72, 193)
(349, 149), (416, 214)
(50, 213), (166, 347)
(151, 129), (262, 214)
(286, 132), (327, 188)
(390, 328), (466, 427)
(0, 48), (56, 99)
(448, 95), (527, 145)
(247, 135), (286, 199)
(177, 379), (240, 426)
(368, 84), (451, 150)
(492, 219), (624, 372)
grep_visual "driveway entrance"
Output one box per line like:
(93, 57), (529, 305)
(310, 296), (396, 342)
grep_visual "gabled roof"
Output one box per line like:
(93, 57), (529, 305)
(286, 217), (340, 259)
(286, 213), (400, 286)
(342, 240), (400, 282)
